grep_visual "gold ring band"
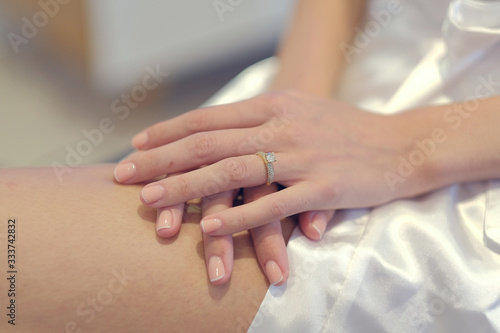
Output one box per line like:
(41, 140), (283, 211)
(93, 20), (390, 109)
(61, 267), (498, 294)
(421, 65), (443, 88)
(255, 151), (276, 185)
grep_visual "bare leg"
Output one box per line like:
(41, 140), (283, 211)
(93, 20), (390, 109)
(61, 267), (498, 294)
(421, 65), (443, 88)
(0, 165), (294, 332)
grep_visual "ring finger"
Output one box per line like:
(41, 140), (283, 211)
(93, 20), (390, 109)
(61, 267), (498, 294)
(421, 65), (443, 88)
(139, 153), (298, 208)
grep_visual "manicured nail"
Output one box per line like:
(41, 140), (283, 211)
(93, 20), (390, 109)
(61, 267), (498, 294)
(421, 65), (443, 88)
(311, 212), (328, 240)
(141, 185), (165, 204)
(114, 162), (136, 183)
(208, 256), (225, 282)
(200, 218), (222, 233)
(265, 260), (283, 286)
(156, 209), (172, 232)
(132, 132), (148, 149)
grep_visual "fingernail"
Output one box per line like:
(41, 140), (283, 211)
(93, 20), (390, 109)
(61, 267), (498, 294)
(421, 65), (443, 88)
(265, 260), (283, 286)
(311, 212), (328, 240)
(132, 132), (148, 149)
(208, 256), (225, 282)
(156, 209), (172, 232)
(114, 162), (136, 183)
(141, 185), (165, 204)
(200, 218), (222, 233)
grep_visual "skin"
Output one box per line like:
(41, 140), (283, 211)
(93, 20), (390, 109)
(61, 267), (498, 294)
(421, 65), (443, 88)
(0, 165), (294, 332)
(115, 91), (500, 235)
(271, 0), (366, 96)
(115, 0), (368, 287)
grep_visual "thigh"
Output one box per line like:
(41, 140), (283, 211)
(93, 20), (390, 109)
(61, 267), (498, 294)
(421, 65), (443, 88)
(0, 165), (294, 332)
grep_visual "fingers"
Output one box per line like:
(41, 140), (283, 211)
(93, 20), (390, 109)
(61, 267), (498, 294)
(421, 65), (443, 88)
(155, 203), (185, 238)
(115, 92), (298, 184)
(137, 154), (297, 208)
(201, 190), (237, 285)
(203, 233), (233, 285)
(132, 97), (271, 150)
(251, 221), (288, 286)
(298, 210), (335, 240)
(200, 184), (315, 236)
(245, 186), (289, 286)
(152, 173), (185, 239)
(115, 128), (266, 184)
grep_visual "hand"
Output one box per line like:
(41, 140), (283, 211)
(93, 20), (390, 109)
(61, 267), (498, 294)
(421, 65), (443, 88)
(200, 186), (289, 286)
(115, 126), (292, 286)
(114, 90), (418, 244)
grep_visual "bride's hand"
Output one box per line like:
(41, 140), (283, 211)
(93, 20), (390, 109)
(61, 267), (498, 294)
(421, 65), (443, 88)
(114, 90), (422, 247)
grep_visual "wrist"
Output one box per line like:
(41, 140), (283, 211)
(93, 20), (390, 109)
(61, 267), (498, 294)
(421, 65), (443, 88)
(388, 98), (500, 198)
(268, 64), (337, 97)
(384, 105), (468, 199)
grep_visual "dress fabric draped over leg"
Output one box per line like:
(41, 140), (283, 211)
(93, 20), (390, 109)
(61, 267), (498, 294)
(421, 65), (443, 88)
(204, 1), (500, 331)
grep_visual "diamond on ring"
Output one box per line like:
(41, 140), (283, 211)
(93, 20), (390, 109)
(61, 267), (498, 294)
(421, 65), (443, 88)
(266, 152), (277, 163)
(256, 151), (276, 185)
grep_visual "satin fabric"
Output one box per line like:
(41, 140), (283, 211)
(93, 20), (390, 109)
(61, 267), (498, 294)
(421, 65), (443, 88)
(205, 1), (500, 331)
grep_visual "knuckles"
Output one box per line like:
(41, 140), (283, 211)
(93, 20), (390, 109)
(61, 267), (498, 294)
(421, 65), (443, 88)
(316, 179), (341, 204)
(230, 208), (248, 230)
(174, 175), (192, 198)
(189, 133), (217, 160)
(269, 199), (289, 219)
(134, 151), (163, 175)
(226, 159), (249, 183)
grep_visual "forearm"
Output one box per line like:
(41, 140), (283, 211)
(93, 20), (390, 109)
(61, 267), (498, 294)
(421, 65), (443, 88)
(392, 96), (500, 196)
(271, 0), (366, 96)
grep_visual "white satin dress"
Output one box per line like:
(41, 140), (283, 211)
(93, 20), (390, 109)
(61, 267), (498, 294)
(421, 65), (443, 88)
(205, 0), (500, 332)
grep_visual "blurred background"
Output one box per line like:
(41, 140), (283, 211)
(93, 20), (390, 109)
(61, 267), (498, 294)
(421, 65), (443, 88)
(0, 0), (295, 168)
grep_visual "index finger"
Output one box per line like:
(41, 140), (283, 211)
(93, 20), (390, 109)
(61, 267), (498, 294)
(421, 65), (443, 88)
(133, 95), (272, 150)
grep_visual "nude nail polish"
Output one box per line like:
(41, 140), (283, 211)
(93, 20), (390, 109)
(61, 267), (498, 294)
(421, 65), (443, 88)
(311, 212), (328, 240)
(208, 256), (225, 282)
(265, 260), (283, 286)
(141, 185), (165, 204)
(114, 162), (136, 183)
(200, 218), (222, 233)
(156, 210), (173, 231)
